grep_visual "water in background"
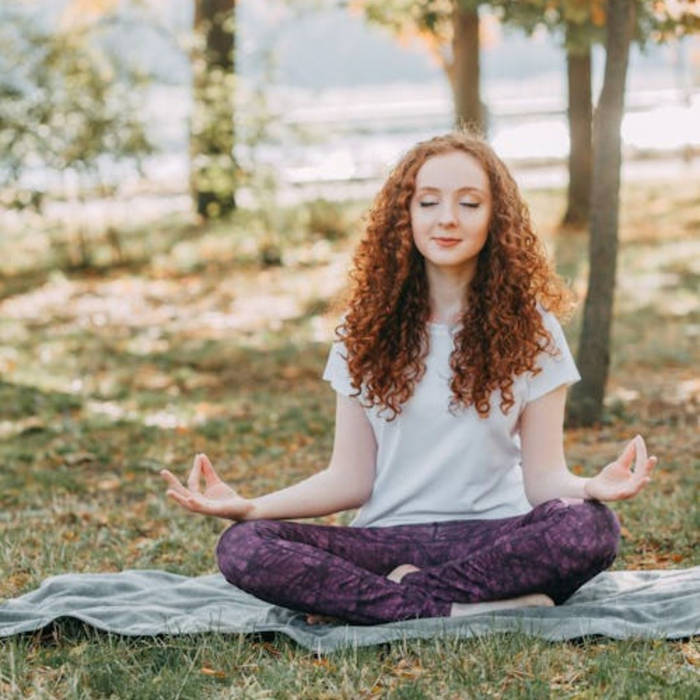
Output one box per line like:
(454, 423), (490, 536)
(134, 78), (700, 205)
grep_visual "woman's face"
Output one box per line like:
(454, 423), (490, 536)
(409, 150), (492, 276)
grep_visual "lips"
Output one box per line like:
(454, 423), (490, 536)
(433, 237), (461, 247)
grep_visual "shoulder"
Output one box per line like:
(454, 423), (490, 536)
(534, 303), (568, 349)
(524, 305), (580, 403)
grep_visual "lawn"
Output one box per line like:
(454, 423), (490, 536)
(0, 180), (698, 698)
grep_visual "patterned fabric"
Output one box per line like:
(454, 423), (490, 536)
(216, 498), (620, 625)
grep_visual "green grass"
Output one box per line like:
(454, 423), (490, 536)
(0, 182), (698, 698)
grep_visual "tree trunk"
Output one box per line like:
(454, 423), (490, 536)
(567, 0), (635, 427)
(451, 2), (483, 132)
(562, 26), (592, 227)
(190, 0), (236, 219)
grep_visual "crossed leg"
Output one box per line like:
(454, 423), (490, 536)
(216, 498), (620, 625)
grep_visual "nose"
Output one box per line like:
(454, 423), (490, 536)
(437, 202), (458, 228)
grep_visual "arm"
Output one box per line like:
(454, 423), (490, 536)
(520, 385), (657, 506)
(161, 392), (377, 521)
(244, 393), (377, 520)
(520, 385), (590, 506)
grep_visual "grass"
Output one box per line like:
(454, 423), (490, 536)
(0, 182), (698, 698)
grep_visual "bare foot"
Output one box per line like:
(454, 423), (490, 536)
(387, 563), (421, 583)
(450, 593), (555, 618)
(305, 613), (342, 625)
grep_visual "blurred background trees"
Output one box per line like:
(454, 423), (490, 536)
(1, 0), (698, 425)
(190, 0), (237, 219)
(0, 6), (153, 207)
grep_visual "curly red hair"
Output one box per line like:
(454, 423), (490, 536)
(335, 131), (576, 420)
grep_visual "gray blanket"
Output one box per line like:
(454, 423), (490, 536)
(1, 567), (698, 653)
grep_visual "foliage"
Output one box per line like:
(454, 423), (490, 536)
(491, 0), (700, 52)
(189, 0), (237, 219)
(353, 1), (478, 76)
(0, 5), (153, 206)
(354, 0), (699, 66)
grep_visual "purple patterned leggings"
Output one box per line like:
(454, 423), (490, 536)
(216, 498), (620, 625)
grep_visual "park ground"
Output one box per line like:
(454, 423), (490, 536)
(0, 181), (698, 697)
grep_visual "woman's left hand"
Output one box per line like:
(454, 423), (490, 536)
(583, 435), (657, 502)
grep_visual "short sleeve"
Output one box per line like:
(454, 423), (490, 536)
(525, 310), (581, 403)
(322, 340), (357, 397)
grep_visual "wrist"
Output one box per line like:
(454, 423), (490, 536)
(239, 499), (257, 521)
(582, 477), (596, 500)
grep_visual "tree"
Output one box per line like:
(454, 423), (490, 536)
(566, 0), (635, 426)
(452, 1), (483, 130)
(566, 0), (699, 425)
(357, 0), (486, 131)
(562, 21), (593, 226)
(504, 0), (699, 228)
(190, 0), (237, 219)
(0, 6), (152, 229)
(488, 1), (605, 229)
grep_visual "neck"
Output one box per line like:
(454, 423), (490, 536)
(425, 261), (476, 324)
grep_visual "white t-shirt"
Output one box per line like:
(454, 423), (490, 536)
(322, 309), (581, 527)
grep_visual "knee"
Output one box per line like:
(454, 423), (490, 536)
(215, 519), (281, 585)
(566, 500), (621, 568)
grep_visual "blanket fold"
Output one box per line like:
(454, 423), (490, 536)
(1, 567), (698, 653)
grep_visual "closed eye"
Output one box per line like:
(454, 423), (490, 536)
(419, 202), (438, 207)
(460, 202), (480, 208)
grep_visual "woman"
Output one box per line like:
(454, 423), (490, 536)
(161, 132), (656, 625)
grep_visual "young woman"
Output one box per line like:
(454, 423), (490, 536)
(161, 132), (656, 625)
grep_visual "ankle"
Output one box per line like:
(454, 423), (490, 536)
(387, 564), (421, 583)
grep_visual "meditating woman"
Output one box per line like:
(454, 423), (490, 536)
(161, 132), (656, 625)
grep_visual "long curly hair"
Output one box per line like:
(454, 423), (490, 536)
(335, 131), (576, 421)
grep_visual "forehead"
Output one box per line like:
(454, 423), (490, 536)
(414, 150), (489, 193)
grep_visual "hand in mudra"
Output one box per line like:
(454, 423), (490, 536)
(584, 435), (657, 502)
(161, 454), (253, 520)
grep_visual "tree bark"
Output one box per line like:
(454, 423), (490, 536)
(567, 0), (635, 427)
(451, 2), (483, 132)
(562, 26), (592, 227)
(190, 0), (236, 219)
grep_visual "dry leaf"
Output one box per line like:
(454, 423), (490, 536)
(200, 666), (227, 679)
(65, 451), (97, 465)
(681, 642), (699, 666)
(97, 478), (120, 491)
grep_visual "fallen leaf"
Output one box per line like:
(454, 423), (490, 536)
(64, 451), (98, 465)
(200, 666), (226, 679)
(261, 641), (281, 657)
(97, 479), (120, 491)
(392, 657), (424, 679)
(681, 642), (699, 666)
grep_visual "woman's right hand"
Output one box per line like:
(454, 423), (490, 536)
(160, 453), (254, 520)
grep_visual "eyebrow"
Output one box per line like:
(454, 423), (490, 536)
(415, 186), (485, 195)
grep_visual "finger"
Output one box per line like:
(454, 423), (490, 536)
(633, 435), (648, 474)
(166, 489), (199, 512)
(646, 455), (658, 476)
(200, 453), (221, 485)
(638, 456), (656, 484)
(160, 469), (189, 497)
(187, 454), (203, 493)
(633, 454), (656, 485)
(170, 493), (221, 517)
(617, 439), (636, 470)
